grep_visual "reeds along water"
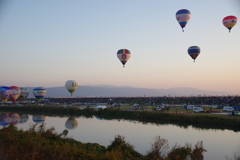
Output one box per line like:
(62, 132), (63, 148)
(0, 123), (209, 160)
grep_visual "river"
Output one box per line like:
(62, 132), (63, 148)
(0, 113), (239, 160)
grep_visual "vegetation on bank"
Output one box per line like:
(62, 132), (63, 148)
(0, 105), (239, 130)
(0, 123), (208, 160)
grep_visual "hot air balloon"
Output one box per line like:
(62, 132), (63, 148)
(65, 80), (78, 96)
(222, 15), (238, 33)
(117, 49), (131, 67)
(176, 9), (191, 32)
(0, 86), (12, 102)
(32, 115), (46, 123)
(33, 87), (46, 102)
(65, 117), (78, 130)
(188, 46), (200, 63)
(18, 87), (29, 101)
(9, 86), (21, 103)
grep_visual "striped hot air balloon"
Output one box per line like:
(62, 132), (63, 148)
(117, 49), (131, 67)
(33, 87), (46, 102)
(176, 9), (191, 32)
(222, 15), (237, 33)
(188, 46), (200, 63)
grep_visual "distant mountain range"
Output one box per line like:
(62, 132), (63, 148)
(24, 85), (235, 98)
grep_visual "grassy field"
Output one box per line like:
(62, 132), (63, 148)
(118, 105), (237, 116)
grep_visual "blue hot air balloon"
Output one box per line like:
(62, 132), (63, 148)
(176, 9), (191, 32)
(188, 46), (200, 62)
(0, 86), (13, 102)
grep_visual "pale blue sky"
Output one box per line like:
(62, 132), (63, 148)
(0, 0), (240, 93)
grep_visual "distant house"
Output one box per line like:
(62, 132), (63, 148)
(95, 105), (107, 110)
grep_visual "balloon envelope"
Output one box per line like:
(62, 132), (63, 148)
(176, 9), (191, 31)
(188, 46), (200, 62)
(117, 49), (131, 67)
(9, 86), (21, 102)
(33, 87), (46, 101)
(222, 15), (237, 32)
(18, 87), (29, 101)
(65, 80), (78, 95)
(0, 86), (12, 102)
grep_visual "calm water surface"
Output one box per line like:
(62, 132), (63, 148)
(0, 113), (239, 160)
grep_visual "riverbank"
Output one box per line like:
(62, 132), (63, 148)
(0, 105), (240, 131)
(0, 123), (207, 160)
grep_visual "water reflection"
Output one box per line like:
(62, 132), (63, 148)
(9, 113), (20, 125)
(65, 117), (78, 130)
(0, 113), (12, 126)
(19, 114), (29, 123)
(95, 117), (105, 120)
(1, 113), (46, 125)
(99, 115), (240, 132)
(0, 113), (31, 126)
(32, 115), (46, 123)
(0, 113), (239, 160)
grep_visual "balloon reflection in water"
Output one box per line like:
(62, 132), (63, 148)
(32, 115), (46, 123)
(19, 114), (29, 123)
(0, 113), (12, 126)
(65, 117), (78, 130)
(9, 113), (20, 125)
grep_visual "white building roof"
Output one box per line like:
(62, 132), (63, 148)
(95, 105), (107, 109)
